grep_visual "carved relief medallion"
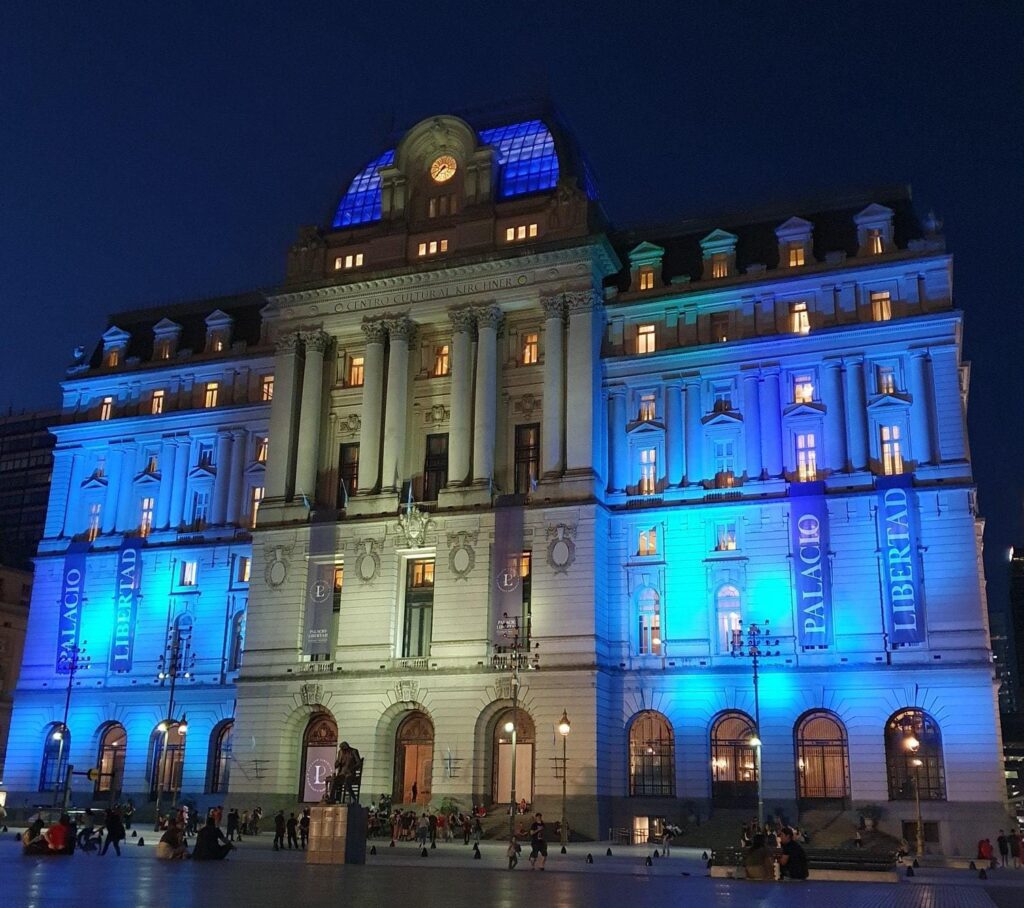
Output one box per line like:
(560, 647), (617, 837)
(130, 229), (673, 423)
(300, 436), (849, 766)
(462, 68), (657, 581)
(546, 523), (577, 574)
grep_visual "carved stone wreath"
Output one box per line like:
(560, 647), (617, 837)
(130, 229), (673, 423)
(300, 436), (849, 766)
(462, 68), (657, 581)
(546, 523), (577, 574)
(423, 404), (450, 427)
(264, 544), (293, 587)
(513, 393), (540, 419)
(395, 679), (419, 703)
(447, 530), (478, 581)
(354, 538), (381, 584)
(300, 682), (324, 706)
(337, 413), (361, 436)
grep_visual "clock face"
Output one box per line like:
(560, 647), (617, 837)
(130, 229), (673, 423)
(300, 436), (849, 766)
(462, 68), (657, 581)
(430, 155), (457, 183)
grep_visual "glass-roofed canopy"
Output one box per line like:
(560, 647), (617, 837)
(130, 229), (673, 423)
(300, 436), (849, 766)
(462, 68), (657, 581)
(332, 119), (560, 229)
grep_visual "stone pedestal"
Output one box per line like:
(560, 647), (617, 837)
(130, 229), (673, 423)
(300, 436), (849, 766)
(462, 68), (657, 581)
(306, 804), (368, 865)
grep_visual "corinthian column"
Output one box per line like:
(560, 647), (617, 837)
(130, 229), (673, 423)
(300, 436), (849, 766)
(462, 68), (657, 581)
(843, 357), (869, 471)
(446, 309), (475, 487)
(211, 432), (234, 524)
(741, 372), (763, 481)
(908, 351), (933, 466)
(821, 360), (847, 473)
(607, 387), (627, 493)
(294, 329), (331, 502)
(226, 429), (248, 524)
(665, 381), (685, 486)
(356, 320), (387, 494)
(264, 332), (301, 501)
(565, 291), (600, 473)
(541, 295), (565, 477)
(759, 370), (783, 478)
(472, 306), (502, 485)
(684, 378), (703, 485)
(381, 317), (416, 492)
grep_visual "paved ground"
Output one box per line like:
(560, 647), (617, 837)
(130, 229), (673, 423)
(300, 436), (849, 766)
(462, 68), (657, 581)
(5, 827), (1024, 908)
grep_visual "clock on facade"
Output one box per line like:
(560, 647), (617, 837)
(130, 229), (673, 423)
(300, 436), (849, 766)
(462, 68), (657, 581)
(430, 155), (457, 183)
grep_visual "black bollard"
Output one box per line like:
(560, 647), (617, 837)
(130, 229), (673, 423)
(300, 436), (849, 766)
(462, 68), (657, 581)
(560, 845), (566, 854)
(969, 860), (977, 870)
(606, 847), (613, 857)
(586, 853), (594, 864)
(913, 858), (919, 868)
(138, 837), (145, 846)
(979, 869), (987, 880)
(421, 847), (429, 857)
(13, 832), (21, 842)
(653, 849), (660, 858)
(389, 840), (395, 847)
(701, 851), (708, 861)
(131, 830), (137, 838)
(645, 856), (653, 866)
(370, 845), (377, 855)
(906, 865), (914, 877)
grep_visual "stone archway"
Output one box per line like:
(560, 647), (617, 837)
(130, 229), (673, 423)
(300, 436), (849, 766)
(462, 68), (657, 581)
(392, 711), (434, 806)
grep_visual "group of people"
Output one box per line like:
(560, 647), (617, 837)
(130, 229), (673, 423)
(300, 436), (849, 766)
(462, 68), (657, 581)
(22, 806), (129, 857)
(506, 812), (548, 870)
(741, 825), (809, 880)
(271, 809), (311, 850)
(385, 808), (485, 845)
(980, 829), (1024, 868)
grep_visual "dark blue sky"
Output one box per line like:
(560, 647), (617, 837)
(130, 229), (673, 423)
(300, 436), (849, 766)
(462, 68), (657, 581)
(2, 2), (1021, 604)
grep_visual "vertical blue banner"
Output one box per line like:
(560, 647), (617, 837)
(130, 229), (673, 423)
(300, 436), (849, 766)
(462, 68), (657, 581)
(878, 479), (925, 645)
(56, 542), (88, 673)
(303, 520), (335, 656)
(111, 537), (144, 672)
(790, 486), (834, 647)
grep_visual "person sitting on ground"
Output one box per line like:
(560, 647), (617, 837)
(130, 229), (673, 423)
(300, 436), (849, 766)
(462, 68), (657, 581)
(156, 821), (189, 860)
(743, 833), (775, 880)
(21, 817), (45, 853)
(777, 826), (809, 880)
(25, 813), (74, 855)
(193, 817), (233, 860)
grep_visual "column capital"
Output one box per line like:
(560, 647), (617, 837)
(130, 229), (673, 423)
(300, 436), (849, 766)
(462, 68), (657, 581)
(386, 316), (418, 345)
(541, 295), (566, 320)
(301, 329), (332, 353)
(607, 384), (628, 400)
(448, 307), (476, 334)
(564, 289), (601, 314)
(275, 331), (302, 355)
(361, 318), (388, 345)
(472, 305), (503, 331)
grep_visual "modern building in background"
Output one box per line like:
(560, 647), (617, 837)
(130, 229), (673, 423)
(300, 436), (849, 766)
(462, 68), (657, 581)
(1, 107), (1006, 851)
(0, 410), (57, 570)
(0, 564), (31, 775)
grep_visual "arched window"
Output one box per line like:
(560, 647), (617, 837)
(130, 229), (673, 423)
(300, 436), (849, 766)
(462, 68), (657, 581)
(885, 708), (945, 801)
(393, 712), (434, 805)
(208, 720), (234, 794)
(39, 723), (69, 792)
(710, 711), (757, 807)
(491, 709), (536, 806)
(636, 588), (662, 656)
(95, 723), (127, 797)
(628, 711), (675, 797)
(300, 713), (338, 802)
(227, 612), (245, 672)
(150, 722), (186, 801)
(175, 613), (194, 640)
(716, 585), (742, 654)
(795, 711), (850, 801)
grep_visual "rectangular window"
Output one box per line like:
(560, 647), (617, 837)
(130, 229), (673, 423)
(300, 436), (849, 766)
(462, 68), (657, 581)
(638, 527), (658, 556)
(422, 434), (448, 502)
(190, 490), (210, 528)
(139, 497), (155, 537)
(793, 373), (815, 404)
(255, 436), (269, 464)
(204, 382), (219, 408)
(639, 269), (655, 291)
(333, 565), (344, 612)
(348, 356), (365, 387)
(145, 453), (159, 474)
(106, 349), (121, 367)
(713, 439), (736, 480)
(639, 393), (656, 422)
(433, 344), (450, 377)
(637, 324), (656, 355)
(156, 339), (171, 360)
(711, 252), (728, 279)
(236, 556), (251, 584)
(151, 389), (165, 415)
(710, 313), (729, 343)
(790, 301), (810, 335)
(880, 425), (904, 475)
(870, 290), (892, 322)
(260, 375), (274, 401)
(180, 561), (198, 587)
(638, 607), (661, 657)
(714, 520), (737, 551)
(249, 485), (264, 527)
(639, 448), (657, 495)
(197, 443), (214, 467)
(211, 335), (224, 352)
(335, 252), (364, 270)
(417, 239), (449, 256)
(522, 332), (539, 365)
(428, 195), (456, 218)
(877, 365), (896, 395)
(712, 384), (732, 412)
(338, 443), (359, 503)
(514, 423), (540, 496)
(505, 223), (538, 241)
(99, 397), (113, 421)
(788, 242), (805, 267)
(868, 228), (884, 255)
(87, 502), (102, 542)
(796, 432), (817, 482)
(402, 558), (435, 658)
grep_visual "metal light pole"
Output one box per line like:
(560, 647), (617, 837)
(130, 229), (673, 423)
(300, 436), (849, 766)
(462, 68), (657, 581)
(154, 625), (195, 830)
(558, 709), (571, 852)
(731, 620), (779, 830)
(906, 735), (924, 856)
(53, 643), (90, 806)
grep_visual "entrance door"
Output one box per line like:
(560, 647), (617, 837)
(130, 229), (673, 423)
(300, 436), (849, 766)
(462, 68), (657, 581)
(495, 742), (534, 806)
(394, 712), (434, 805)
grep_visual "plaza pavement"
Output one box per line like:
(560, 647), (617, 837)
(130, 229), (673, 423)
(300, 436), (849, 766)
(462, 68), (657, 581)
(4, 825), (1024, 908)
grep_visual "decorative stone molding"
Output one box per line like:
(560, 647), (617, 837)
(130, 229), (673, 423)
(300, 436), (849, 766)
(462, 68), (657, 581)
(494, 678), (514, 700)
(447, 530), (478, 581)
(512, 393), (541, 419)
(423, 404), (450, 427)
(300, 682), (324, 706)
(264, 543), (294, 587)
(541, 295), (566, 320)
(275, 332), (302, 355)
(337, 413), (361, 436)
(354, 538), (381, 584)
(395, 679), (419, 703)
(473, 305), (503, 331)
(361, 318), (388, 345)
(564, 289), (601, 313)
(546, 523), (577, 574)
(301, 329), (332, 353)
(393, 505), (435, 549)
(449, 307), (476, 334)
(386, 316), (418, 345)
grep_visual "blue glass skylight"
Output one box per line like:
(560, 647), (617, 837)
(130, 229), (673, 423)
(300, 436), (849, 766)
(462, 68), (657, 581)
(478, 120), (560, 198)
(332, 148), (396, 228)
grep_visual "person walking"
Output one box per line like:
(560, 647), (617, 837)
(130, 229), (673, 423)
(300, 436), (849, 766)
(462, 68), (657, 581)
(528, 812), (547, 870)
(507, 835), (520, 870)
(417, 813), (429, 847)
(462, 814), (472, 845)
(101, 807), (125, 856)
(998, 830), (1009, 867)
(286, 813), (299, 849)
(300, 808), (310, 849)
(473, 817), (483, 844)
(273, 810), (286, 851)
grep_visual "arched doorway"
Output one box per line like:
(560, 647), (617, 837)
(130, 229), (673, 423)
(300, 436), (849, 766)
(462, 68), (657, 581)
(95, 722), (127, 799)
(491, 709), (535, 807)
(300, 712), (338, 802)
(710, 710), (757, 807)
(628, 711), (675, 797)
(149, 722), (186, 801)
(795, 710), (850, 804)
(885, 708), (945, 801)
(393, 711), (433, 805)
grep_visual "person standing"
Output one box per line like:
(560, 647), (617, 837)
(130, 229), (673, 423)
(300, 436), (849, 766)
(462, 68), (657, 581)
(226, 808), (240, 842)
(507, 835), (520, 870)
(273, 810), (286, 851)
(300, 808), (311, 849)
(123, 799), (134, 830)
(1010, 829), (1022, 869)
(428, 811), (438, 846)
(529, 812), (547, 870)
(286, 813), (299, 849)
(777, 827), (809, 880)
(998, 830), (1009, 867)
(101, 808), (125, 856)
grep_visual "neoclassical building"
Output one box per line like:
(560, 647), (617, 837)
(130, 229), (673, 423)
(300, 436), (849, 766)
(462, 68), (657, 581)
(2, 107), (1005, 851)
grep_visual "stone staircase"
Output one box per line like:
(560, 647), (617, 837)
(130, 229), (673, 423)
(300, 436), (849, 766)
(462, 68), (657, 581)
(798, 807), (900, 851)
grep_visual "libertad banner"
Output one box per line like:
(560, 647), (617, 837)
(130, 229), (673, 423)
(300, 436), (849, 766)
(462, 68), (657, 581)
(303, 519), (336, 657)
(110, 537), (144, 672)
(877, 478), (925, 645)
(56, 542), (88, 673)
(491, 505), (525, 647)
(790, 487), (834, 647)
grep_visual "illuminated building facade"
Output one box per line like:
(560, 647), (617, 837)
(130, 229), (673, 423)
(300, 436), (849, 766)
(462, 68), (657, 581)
(2, 108), (1005, 850)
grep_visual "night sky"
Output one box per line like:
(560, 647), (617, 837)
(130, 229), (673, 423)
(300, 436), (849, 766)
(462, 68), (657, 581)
(2, 3), (1021, 607)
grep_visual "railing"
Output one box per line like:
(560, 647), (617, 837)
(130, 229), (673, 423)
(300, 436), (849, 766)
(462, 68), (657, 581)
(491, 652), (531, 671)
(392, 657), (429, 671)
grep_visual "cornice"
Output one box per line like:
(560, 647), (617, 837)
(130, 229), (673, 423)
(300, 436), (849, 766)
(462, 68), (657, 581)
(52, 403), (271, 443)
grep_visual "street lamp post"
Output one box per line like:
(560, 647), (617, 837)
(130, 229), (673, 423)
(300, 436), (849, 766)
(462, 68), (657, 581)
(731, 620), (779, 830)
(496, 611), (538, 839)
(558, 709), (571, 852)
(53, 643), (90, 807)
(154, 625), (195, 830)
(906, 735), (924, 856)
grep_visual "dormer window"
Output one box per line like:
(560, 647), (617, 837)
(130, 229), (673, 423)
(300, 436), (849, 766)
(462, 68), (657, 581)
(637, 324), (656, 355)
(868, 229), (883, 255)
(417, 239), (449, 257)
(156, 339), (172, 360)
(106, 349), (121, 367)
(152, 319), (182, 362)
(854, 204), (895, 257)
(433, 344), (450, 377)
(505, 224), (538, 242)
(335, 253), (365, 270)
(790, 301), (810, 335)
(639, 268), (655, 291)
(711, 253), (728, 279)
(788, 242), (806, 267)
(204, 310), (234, 354)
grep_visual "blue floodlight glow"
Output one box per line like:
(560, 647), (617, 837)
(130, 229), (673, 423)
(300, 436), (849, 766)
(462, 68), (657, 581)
(478, 120), (560, 198)
(332, 149), (396, 228)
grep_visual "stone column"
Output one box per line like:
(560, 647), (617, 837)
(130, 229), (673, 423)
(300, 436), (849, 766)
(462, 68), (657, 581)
(356, 320), (387, 494)
(928, 346), (967, 462)
(294, 329), (331, 502)
(155, 438), (178, 529)
(264, 332), (301, 501)
(60, 454), (87, 538)
(908, 351), (933, 466)
(821, 361), (847, 473)
(116, 444), (139, 531)
(102, 449), (123, 533)
(168, 438), (191, 530)
(446, 309), (475, 486)
(226, 429), (248, 524)
(684, 378), (703, 485)
(381, 317), (416, 492)
(759, 370), (784, 478)
(472, 306), (502, 485)
(665, 381), (685, 487)
(607, 387), (628, 493)
(211, 432), (234, 525)
(541, 295), (565, 477)
(565, 291), (600, 473)
(843, 358), (869, 471)
(741, 372), (763, 481)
